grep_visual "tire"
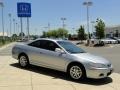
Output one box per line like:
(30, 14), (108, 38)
(67, 64), (85, 80)
(19, 54), (29, 67)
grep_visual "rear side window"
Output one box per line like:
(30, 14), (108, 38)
(28, 40), (41, 48)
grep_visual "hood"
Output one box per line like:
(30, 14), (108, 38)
(72, 53), (110, 64)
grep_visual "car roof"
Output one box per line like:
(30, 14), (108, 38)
(27, 38), (67, 44)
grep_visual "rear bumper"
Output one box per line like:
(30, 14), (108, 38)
(12, 54), (18, 60)
(86, 66), (113, 79)
(12, 48), (18, 60)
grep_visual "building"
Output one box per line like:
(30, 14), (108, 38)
(105, 25), (120, 38)
(0, 32), (8, 36)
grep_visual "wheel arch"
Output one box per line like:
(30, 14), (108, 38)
(18, 52), (29, 60)
(66, 61), (86, 77)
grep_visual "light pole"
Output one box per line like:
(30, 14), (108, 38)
(48, 23), (50, 31)
(26, 17), (30, 41)
(0, 2), (5, 40)
(16, 22), (18, 35)
(83, 1), (93, 45)
(91, 21), (95, 38)
(61, 17), (66, 38)
(18, 23), (20, 34)
(8, 13), (12, 38)
(17, 23), (20, 36)
(13, 19), (15, 35)
(44, 27), (48, 31)
(72, 28), (75, 34)
(35, 28), (37, 36)
(61, 17), (66, 29)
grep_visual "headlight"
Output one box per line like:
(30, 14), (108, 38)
(88, 63), (106, 68)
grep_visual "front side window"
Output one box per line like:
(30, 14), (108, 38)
(42, 40), (60, 51)
(57, 41), (85, 54)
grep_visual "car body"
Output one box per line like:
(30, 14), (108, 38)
(90, 38), (101, 45)
(12, 38), (113, 80)
(111, 37), (120, 43)
(101, 38), (118, 44)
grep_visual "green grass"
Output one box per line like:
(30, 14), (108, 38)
(0, 40), (14, 47)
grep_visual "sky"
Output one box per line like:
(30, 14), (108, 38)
(0, 0), (120, 36)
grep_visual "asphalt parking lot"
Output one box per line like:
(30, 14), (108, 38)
(0, 43), (120, 90)
(80, 44), (120, 73)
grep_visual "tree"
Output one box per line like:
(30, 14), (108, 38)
(50, 30), (58, 38)
(77, 25), (86, 41)
(12, 34), (17, 37)
(19, 32), (25, 37)
(12, 34), (18, 41)
(57, 28), (68, 38)
(41, 28), (68, 38)
(115, 30), (119, 37)
(41, 31), (47, 38)
(68, 34), (72, 40)
(95, 18), (105, 39)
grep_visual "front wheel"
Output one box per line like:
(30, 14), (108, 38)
(67, 64), (85, 80)
(19, 55), (29, 67)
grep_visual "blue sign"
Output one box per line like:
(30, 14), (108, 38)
(17, 2), (31, 17)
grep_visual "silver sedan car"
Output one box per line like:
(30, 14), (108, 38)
(12, 38), (113, 80)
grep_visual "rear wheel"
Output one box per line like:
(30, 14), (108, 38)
(67, 64), (85, 80)
(19, 55), (29, 67)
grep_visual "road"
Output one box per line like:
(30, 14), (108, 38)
(0, 43), (15, 56)
(0, 42), (120, 73)
(80, 44), (120, 73)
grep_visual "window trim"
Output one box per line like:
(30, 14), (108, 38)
(28, 40), (62, 52)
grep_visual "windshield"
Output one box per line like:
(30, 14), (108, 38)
(57, 41), (85, 54)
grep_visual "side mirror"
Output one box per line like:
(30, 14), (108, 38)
(55, 48), (65, 54)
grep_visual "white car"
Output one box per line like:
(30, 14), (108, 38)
(101, 38), (118, 44)
(90, 39), (101, 45)
(112, 37), (120, 43)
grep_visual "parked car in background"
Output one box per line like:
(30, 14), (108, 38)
(91, 38), (100, 45)
(111, 37), (120, 44)
(101, 38), (118, 44)
(12, 38), (113, 80)
(90, 38), (105, 46)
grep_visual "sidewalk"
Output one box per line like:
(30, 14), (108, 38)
(0, 56), (120, 90)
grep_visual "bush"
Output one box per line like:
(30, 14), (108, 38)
(0, 37), (13, 47)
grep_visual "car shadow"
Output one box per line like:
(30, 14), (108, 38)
(10, 63), (113, 86)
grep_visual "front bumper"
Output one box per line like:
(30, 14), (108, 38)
(86, 66), (113, 79)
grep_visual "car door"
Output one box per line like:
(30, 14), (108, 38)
(27, 40), (47, 65)
(28, 40), (69, 71)
(38, 40), (70, 71)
